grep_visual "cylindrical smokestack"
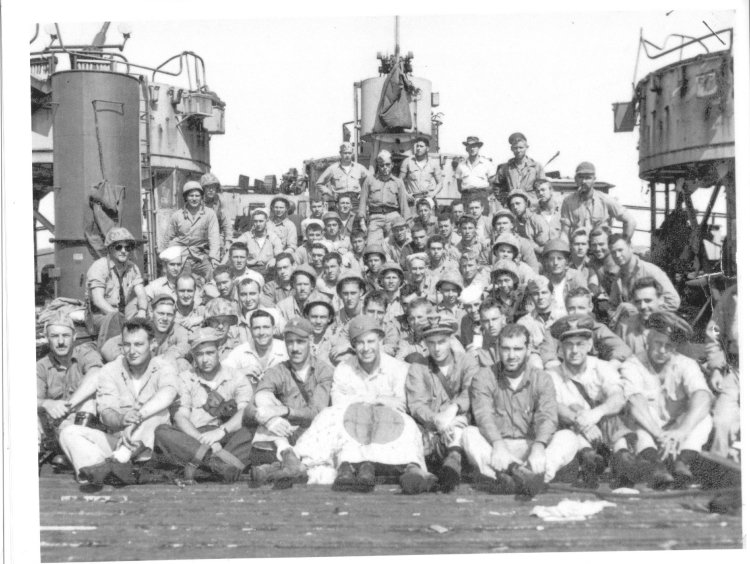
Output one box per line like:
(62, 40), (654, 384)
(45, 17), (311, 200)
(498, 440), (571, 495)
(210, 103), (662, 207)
(52, 70), (142, 300)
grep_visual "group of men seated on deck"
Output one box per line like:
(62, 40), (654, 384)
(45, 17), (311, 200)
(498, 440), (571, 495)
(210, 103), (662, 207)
(37, 134), (740, 496)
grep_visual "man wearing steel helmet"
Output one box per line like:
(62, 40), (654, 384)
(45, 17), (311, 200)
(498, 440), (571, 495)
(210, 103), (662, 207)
(382, 217), (412, 265)
(200, 172), (233, 260)
(491, 209), (540, 272)
(406, 316), (474, 492)
(85, 227), (149, 346)
(560, 162), (636, 241)
(540, 238), (589, 319)
(359, 150), (411, 244)
(202, 297), (244, 359)
(316, 142), (369, 209)
(37, 312), (103, 469)
(153, 327), (254, 483)
(161, 180), (221, 282)
(493, 132), (545, 208)
(618, 312), (713, 489)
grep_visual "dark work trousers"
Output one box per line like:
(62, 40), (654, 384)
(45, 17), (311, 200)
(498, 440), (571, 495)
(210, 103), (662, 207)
(154, 424), (257, 470)
(154, 424), (293, 470)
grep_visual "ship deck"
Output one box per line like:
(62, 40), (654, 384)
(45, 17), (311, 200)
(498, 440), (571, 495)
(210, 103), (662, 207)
(38, 467), (742, 562)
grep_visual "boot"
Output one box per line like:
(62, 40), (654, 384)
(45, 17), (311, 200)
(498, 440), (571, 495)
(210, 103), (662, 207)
(332, 462), (358, 492)
(575, 448), (605, 489)
(671, 450), (697, 489)
(610, 449), (640, 487)
(271, 449), (307, 490)
(399, 463), (438, 495)
(356, 461), (377, 489)
(249, 461), (283, 487)
(638, 448), (674, 490)
(207, 456), (242, 483)
(437, 450), (462, 493)
(508, 463), (546, 497)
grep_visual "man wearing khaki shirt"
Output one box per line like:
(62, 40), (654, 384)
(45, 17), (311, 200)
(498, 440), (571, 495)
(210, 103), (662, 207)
(58, 318), (179, 483)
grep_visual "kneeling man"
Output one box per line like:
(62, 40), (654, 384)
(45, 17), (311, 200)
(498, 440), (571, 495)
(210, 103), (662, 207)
(462, 324), (578, 496)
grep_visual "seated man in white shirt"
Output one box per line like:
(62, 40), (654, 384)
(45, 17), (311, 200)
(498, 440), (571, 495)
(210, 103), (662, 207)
(546, 315), (627, 488)
(618, 312), (713, 489)
(293, 315), (436, 494)
(224, 310), (288, 388)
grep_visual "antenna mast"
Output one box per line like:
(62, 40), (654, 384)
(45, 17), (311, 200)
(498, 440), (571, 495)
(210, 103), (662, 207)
(394, 16), (400, 59)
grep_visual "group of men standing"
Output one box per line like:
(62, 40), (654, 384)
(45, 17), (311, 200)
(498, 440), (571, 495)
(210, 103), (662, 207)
(37, 133), (739, 497)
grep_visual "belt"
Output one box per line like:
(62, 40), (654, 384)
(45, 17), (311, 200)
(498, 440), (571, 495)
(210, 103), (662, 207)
(369, 206), (399, 215)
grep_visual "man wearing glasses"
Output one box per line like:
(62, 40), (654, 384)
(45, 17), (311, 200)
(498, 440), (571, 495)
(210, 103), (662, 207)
(85, 227), (149, 349)
(358, 150), (411, 244)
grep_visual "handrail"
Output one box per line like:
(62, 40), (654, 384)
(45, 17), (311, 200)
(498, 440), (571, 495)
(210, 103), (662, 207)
(641, 28), (732, 60)
(151, 52), (206, 90)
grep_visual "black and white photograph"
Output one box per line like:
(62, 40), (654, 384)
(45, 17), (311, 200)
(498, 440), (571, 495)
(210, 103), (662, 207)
(2, 1), (748, 562)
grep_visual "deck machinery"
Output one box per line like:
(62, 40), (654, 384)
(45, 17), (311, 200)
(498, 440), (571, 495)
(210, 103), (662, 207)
(31, 23), (226, 302)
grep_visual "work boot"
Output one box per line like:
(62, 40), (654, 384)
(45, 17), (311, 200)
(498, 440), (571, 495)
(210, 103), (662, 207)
(332, 462), (358, 492)
(576, 448), (605, 489)
(638, 448), (674, 490)
(78, 461), (112, 486)
(437, 450), (462, 493)
(611, 450), (640, 487)
(356, 461), (377, 489)
(207, 456), (242, 483)
(508, 464), (546, 497)
(671, 457), (694, 489)
(399, 463), (438, 495)
(249, 461), (283, 487)
(270, 449), (308, 490)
